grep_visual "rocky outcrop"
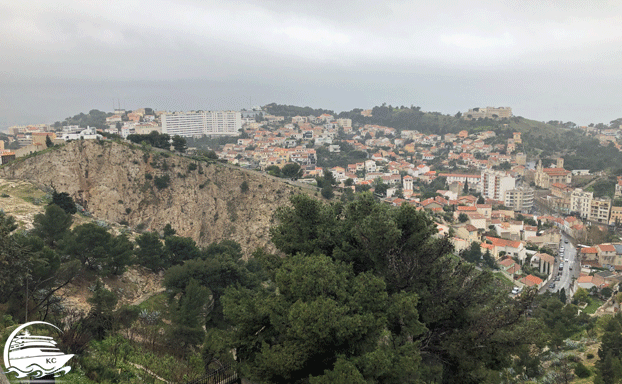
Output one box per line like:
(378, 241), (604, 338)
(0, 141), (310, 255)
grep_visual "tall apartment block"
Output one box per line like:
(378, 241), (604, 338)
(162, 111), (242, 137)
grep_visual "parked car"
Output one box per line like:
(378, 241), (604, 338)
(565, 239), (569, 244)
(555, 276), (560, 281)
(549, 283), (555, 289)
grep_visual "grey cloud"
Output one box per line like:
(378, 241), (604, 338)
(1, 0), (622, 127)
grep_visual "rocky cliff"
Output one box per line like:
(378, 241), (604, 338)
(0, 141), (311, 255)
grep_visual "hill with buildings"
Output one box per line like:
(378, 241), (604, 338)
(0, 140), (309, 255)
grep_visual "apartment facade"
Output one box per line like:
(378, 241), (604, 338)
(162, 111), (242, 137)
(589, 197), (611, 224)
(570, 189), (593, 219)
(481, 170), (515, 201)
(504, 187), (535, 212)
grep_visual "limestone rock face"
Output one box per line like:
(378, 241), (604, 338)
(0, 141), (308, 256)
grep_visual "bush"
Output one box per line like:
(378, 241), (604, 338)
(125, 208), (131, 214)
(587, 353), (594, 359)
(188, 163), (198, 171)
(145, 172), (153, 180)
(240, 181), (249, 193)
(154, 174), (170, 189)
(574, 361), (591, 378)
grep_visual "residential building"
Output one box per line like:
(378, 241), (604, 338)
(31, 132), (56, 146)
(589, 197), (611, 224)
(504, 187), (535, 212)
(571, 189), (594, 219)
(443, 173), (482, 189)
(610, 206), (622, 226)
(161, 111), (242, 137)
(577, 275), (606, 290)
(485, 236), (526, 261)
(481, 170), (515, 201)
(0, 152), (16, 165)
(520, 274), (544, 289)
(597, 244), (617, 266)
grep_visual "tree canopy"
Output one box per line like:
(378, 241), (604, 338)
(223, 193), (542, 383)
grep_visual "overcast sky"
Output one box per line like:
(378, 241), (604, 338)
(1, 0), (621, 128)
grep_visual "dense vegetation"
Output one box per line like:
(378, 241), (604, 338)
(53, 109), (113, 130)
(1, 191), (621, 383)
(264, 103), (335, 118)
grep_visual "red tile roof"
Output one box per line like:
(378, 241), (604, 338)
(486, 236), (522, 249)
(522, 274), (543, 286)
(597, 244), (616, 252)
(499, 258), (515, 267)
(457, 206), (477, 211)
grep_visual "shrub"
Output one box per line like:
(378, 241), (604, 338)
(154, 174), (170, 189)
(145, 173), (153, 180)
(0, 193), (9, 198)
(135, 223), (147, 232)
(587, 353), (594, 359)
(574, 362), (591, 378)
(240, 181), (249, 193)
(118, 200), (123, 204)
(188, 163), (198, 171)
(125, 208), (132, 214)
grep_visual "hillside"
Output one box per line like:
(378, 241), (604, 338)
(0, 140), (309, 255)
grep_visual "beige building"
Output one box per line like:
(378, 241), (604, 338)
(610, 206), (622, 226)
(463, 107), (512, 120)
(31, 132), (56, 146)
(589, 197), (611, 224)
(534, 159), (571, 189)
(504, 186), (534, 212)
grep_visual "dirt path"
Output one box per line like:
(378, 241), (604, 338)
(128, 362), (172, 384)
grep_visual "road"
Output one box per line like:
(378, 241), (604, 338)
(547, 233), (581, 297)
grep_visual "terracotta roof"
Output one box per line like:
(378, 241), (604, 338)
(465, 224), (478, 232)
(507, 264), (521, 274)
(457, 206), (477, 211)
(486, 236), (522, 249)
(597, 244), (616, 253)
(581, 247), (598, 254)
(522, 274), (543, 286)
(543, 168), (570, 176)
(499, 258), (515, 267)
(536, 253), (555, 264)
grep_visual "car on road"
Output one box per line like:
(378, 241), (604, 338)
(511, 287), (521, 295)
(565, 258), (568, 262)
(549, 283), (555, 289)
(565, 239), (569, 244)
(555, 276), (560, 281)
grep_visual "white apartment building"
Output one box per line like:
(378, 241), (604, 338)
(161, 111), (242, 137)
(570, 189), (594, 219)
(481, 170), (516, 201)
(504, 187), (535, 212)
(443, 174), (482, 189)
